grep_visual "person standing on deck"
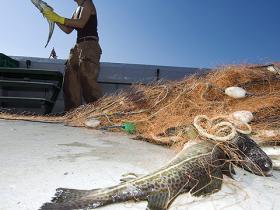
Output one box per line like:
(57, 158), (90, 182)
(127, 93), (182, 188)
(43, 0), (102, 111)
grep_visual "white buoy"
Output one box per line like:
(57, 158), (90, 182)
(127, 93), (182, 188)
(267, 65), (280, 75)
(225, 87), (247, 99)
(84, 118), (101, 128)
(232, 110), (254, 124)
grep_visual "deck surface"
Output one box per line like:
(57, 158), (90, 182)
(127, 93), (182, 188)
(0, 120), (279, 210)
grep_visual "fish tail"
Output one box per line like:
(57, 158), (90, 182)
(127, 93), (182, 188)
(39, 202), (68, 210)
(39, 188), (104, 210)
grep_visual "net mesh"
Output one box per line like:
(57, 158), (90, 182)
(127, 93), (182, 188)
(1, 64), (279, 149)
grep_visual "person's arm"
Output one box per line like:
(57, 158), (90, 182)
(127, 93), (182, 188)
(57, 23), (74, 34)
(55, 12), (75, 34)
(43, 3), (94, 29)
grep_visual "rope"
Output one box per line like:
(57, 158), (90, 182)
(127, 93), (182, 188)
(193, 115), (252, 142)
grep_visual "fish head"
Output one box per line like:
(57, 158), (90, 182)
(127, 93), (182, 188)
(230, 133), (273, 176)
(31, 0), (53, 12)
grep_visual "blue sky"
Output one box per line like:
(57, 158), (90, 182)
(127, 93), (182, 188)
(1, 0), (279, 68)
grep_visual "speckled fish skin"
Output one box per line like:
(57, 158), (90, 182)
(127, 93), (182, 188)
(230, 133), (273, 176)
(31, 0), (55, 47)
(39, 134), (272, 210)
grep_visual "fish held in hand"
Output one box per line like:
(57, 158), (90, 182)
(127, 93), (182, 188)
(31, 0), (55, 47)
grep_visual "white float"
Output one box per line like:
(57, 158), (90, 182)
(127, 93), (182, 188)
(84, 118), (101, 128)
(225, 87), (247, 98)
(232, 110), (254, 124)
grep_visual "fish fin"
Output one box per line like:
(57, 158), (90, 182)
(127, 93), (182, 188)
(39, 201), (101, 210)
(40, 188), (102, 210)
(231, 165), (236, 175)
(45, 19), (55, 48)
(120, 172), (142, 183)
(222, 162), (236, 179)
(192, 169), (223, 197)
(51, 187), (100, 203)
(39, 202), (67, 210)
(146, 191), (170, 210)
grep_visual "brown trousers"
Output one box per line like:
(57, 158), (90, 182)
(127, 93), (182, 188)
(63, 40), (102, 111)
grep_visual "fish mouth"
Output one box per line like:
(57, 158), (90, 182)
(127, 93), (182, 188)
(264, 169), (273, 177)
(246, 167), (273, 177)
(243, 156), (273, 177)
(262, 161), (273, 177)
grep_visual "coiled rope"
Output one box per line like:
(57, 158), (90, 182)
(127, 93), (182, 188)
(193, 115), (252, 142)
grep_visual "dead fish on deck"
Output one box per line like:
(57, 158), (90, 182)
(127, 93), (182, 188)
(31, 0), (55, 47)
(39, 133), (272, 210)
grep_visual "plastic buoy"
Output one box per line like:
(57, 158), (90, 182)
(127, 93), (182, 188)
(84, 118), (101, 128)
(225, 87), (247, 99)
(232, 111), (253, 124)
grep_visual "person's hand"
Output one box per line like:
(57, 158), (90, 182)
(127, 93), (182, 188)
(43, 8), (65, 25)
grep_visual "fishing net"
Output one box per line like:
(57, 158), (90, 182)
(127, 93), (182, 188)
(1, 64), (280, 149)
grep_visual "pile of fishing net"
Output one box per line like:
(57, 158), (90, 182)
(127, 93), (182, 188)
(1, 64), (280, 148)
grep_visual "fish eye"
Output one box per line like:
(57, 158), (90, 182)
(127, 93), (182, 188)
(264, 163), (270, 168)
